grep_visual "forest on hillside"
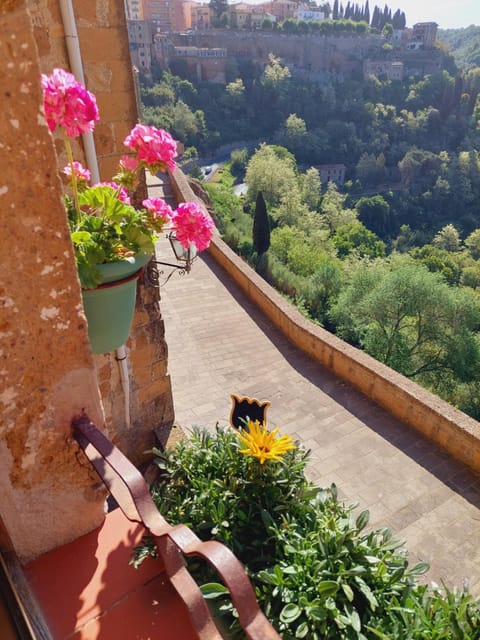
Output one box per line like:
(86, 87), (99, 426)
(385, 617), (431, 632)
(140, 52), (480, 418)
(438, 26), (480, 69)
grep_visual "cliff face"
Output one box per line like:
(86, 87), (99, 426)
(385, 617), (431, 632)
(170, 30), (451, 79)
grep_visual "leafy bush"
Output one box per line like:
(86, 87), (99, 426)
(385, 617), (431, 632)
(148, 427), (313, 568)
(134, 427), (480, 639)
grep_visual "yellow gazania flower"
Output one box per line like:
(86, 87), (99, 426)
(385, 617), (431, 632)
(236, 420), (296, 464)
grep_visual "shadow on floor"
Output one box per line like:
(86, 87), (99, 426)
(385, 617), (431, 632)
(200, 252), (480, 510)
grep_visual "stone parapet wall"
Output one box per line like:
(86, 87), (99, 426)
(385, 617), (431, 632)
(168, 167), (480, 473)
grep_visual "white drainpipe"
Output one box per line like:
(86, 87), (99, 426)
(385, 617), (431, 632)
(59, 0), (100, 184)
(115, 345), (131, 428)
(60, 0), (130, 427)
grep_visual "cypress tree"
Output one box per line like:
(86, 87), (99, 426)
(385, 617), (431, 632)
(253, 191), (270, 255)
(364, 0), (370, 25)
(333, 0), (339, 20)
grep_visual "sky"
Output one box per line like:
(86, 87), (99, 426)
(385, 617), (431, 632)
(390, 0), (480, 29)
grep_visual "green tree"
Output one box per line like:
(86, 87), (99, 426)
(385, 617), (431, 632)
(245, 145), (297, 208)
(465, 228), (480, 259)
(253, 191), (270, 255)
(410, 244), (463, 285)
(273, 185), (309, 226)
(319, 182), (357, 233)
(300, 167), (322, 211)
(330, 260), (480, 384)
(432, 224), (461, 252)
(209, 0), (228, 23)
(229, 148), (249, 177)
(261, 53), (291, 88)
(333, 221), (386, 258)
(355, 195), (390, 237)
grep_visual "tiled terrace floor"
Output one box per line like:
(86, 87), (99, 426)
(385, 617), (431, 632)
(158, 241), (480, 597)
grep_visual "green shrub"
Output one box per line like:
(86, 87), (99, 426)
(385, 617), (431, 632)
(133, 427), (480, 639)
(148, 427), (312, 567)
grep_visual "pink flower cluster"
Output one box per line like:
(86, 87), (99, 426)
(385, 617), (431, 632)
(41, 68), (99, 137)
(41, 68), (214, 255)
(172, 202), (215, 252)
(124, 124), (177, 172)
(63, 161), (91, 183)
(143, 198), (214, 251)
(143, 197), (174, 225)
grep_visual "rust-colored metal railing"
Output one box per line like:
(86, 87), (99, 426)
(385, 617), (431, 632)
(72, 416), (281, 640)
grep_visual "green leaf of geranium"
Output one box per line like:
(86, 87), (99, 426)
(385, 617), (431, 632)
(123, 227), (155, 253)
(77, 263), (103, 289)
(71, 230), (92, 245)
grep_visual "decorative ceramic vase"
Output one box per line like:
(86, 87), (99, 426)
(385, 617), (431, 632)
(81, 253), (152, 354)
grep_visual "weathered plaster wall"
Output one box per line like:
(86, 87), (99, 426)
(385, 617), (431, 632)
(0, 0), (175, 561)
(0, 1), (106, 561)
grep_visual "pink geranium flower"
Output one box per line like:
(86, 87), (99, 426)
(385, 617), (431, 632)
(63, 161), (91, 183)
(96, 182), (131, 205)
(143, 197), (174, 223)
(172, 202), (214, 252)
(123, 124), (177, 172)
(41, 68), (99, 137)
(119, 155), (139, 172)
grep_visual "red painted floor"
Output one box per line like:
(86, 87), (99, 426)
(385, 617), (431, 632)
(24, 508), (199, 639)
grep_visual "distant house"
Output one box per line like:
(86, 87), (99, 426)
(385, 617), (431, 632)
(364, 59), (404, 81)
(317, 164), (346, 186)
(263, 0), (297, 22)
(191, 2), (212, 29)
(295, 4), (325, 22)
(411, 22), (438, 48)
(126, 20), (153, 72)
(228, 3), (268, 28)
(172, 45), (227, 81)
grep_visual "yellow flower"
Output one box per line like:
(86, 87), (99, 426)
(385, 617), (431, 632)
(236, 420), (296, 464)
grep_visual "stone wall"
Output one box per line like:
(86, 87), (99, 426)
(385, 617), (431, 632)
(174, 30), (385, 76)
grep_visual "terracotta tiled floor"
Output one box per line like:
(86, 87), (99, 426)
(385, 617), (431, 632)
(159, 245), (480, 597)
(24, 508), (199, 639)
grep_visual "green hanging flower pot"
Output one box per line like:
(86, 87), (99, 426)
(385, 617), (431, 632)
(81, 254), (151, 355)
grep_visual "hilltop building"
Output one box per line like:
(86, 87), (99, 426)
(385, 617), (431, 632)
(407, 21), (438, 50)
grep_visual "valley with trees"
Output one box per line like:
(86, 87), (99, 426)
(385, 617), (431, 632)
(140, 19), (480, 419)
